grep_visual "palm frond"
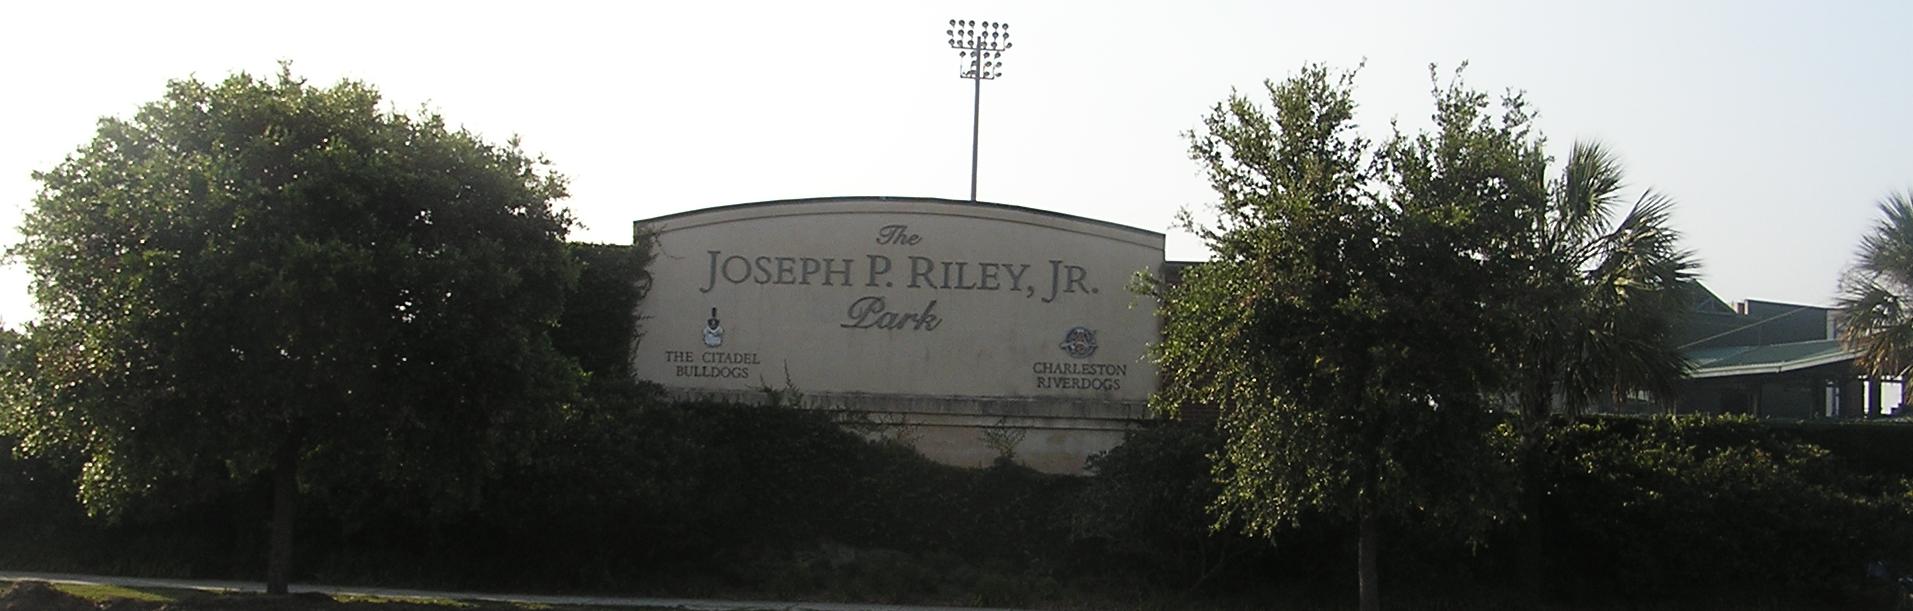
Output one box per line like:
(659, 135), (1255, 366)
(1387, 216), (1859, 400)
(1839, 191), (1913, 378)
(1587, 191), (1696, 297)
(1838, 277), (1913, 378)
(1545, 187), (1695, 412)
(1550, 141), (1624, 246)
(1854, 192), (1913, 291)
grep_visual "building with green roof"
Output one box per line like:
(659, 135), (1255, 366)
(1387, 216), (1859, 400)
(1668, 284), (1889, 418)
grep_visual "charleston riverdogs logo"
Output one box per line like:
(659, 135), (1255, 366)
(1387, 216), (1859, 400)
(702, 307), (724, 348)
(1059, 326), (1097, 359)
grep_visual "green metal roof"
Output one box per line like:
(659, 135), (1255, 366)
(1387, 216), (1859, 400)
(1685, 339), (1857, 379)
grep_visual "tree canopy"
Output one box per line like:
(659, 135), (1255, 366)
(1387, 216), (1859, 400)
(1381, 69), (1696, 597)
(1151, 65), (1530, 610)
(1152, 63), (1703, 607)
(1, 67), (580, 593)
(1839, 190), (1913, 380)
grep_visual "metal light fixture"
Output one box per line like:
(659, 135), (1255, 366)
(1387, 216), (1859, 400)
(947, 19), (1011, 203)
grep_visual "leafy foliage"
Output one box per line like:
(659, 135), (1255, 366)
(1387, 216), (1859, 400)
(1839, 190), (1913, 379)
(1153, 64), (1534, 609)
(1377, 68), (1698, 597)
(4, 401), (1911, 607)
(1514, 143), (1696, 416)
(2, 66), (580, 590)
(1152, 64), (1706, 607)
(1073, 421), (1275, 592)
(1381, 74), (1695, 419)
(1541, 416), (1913, 601)
(289, 397), (1087, 599)
(553, 242), (650, 382)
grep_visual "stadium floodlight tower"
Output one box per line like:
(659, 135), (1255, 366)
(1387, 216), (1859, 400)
(947, 19), (1011, 203)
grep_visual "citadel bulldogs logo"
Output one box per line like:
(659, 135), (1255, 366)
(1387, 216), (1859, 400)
(702, 307), (725, 348)
(1059, 326), (1098, 359)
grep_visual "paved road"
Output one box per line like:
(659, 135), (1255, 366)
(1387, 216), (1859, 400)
(0, 571), (1033, 611)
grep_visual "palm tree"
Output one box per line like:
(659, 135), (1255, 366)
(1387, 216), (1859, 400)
(1514, 141), (1697, 420)
(1505, 141), (1697, 596)
(1837, 191), (1913, 383)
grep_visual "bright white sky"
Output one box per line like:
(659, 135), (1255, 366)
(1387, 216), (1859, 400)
(2, 0), (1909, 327)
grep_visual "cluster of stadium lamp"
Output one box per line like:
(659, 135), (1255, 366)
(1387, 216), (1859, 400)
(947, 19), (1011, 80)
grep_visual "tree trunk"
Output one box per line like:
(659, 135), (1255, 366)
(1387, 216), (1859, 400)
(1516, 450), (1547, 601)
(1358, 504), (1380, 611)
(1517, 378), (1554, 600)
(266, 440), (299, 595)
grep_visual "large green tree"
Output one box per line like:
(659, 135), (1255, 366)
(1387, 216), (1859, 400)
(1384, 73), (1695, 596)
(1, 68), (580, 594)
(1838, 190), (1913, 383)
(1150, 65), (1520, 611)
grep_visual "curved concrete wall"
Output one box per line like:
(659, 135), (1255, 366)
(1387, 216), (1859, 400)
(632, 197), (1164, 472)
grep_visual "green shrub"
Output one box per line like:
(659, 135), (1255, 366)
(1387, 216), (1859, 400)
(1540, 415), (1913, 602)
(551, 242), (649, 381)
(10, 401), (1913, 608)
(1788, 420), (1913, 479)
(1074, 421), (1243, 586)
(286, 391), (1088, 593)
(1071, 420), (1360, 602)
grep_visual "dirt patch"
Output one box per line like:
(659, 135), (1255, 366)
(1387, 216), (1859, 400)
(153, 592), (465, 610)
(0, 581), (148, 611)
(0, 581), (589, 611)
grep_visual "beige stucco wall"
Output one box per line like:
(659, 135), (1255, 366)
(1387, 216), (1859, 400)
(632, 197), (1164, 473)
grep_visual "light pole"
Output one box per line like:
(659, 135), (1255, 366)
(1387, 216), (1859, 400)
(947, 19), (1010, 203)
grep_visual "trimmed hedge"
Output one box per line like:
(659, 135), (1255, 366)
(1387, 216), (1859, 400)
(0, 388), (1088, 602)
(1539, 416), (1913, 603)
(4, 406), (1911, 608)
